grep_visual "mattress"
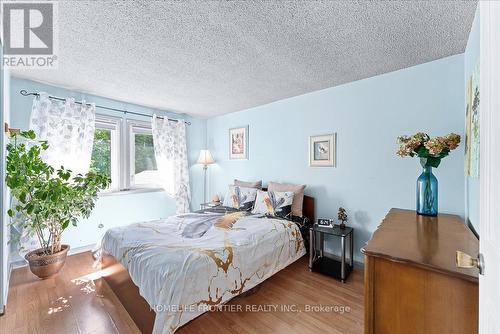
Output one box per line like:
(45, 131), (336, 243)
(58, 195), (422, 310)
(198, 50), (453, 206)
(100, 211), (306, 334)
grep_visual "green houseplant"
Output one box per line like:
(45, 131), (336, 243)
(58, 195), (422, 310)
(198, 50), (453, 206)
(6, 130), (110, 278)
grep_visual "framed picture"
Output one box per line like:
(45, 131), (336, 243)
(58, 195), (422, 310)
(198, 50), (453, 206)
(464, 62), (480, 178)
(309, 133), (336, 167)
(229, 126), (248, 160)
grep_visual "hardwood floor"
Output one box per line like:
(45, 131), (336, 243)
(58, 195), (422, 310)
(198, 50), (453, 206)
(0, 252), (364, 334)
(0, 252), (139, 334)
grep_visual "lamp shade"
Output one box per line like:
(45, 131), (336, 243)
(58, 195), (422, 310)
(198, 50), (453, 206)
(197, 150), (215, 165)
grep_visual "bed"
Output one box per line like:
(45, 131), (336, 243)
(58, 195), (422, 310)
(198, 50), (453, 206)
(100, 195), (314, 334)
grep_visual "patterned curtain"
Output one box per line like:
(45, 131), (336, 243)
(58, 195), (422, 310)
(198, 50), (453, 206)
(29, 92), (96, 175)
(152, 115), (191, 213)
(14, 93), (96, 257)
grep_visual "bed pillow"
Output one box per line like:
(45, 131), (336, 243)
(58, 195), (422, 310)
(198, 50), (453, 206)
(268, 182), (306, 216)
(222, 185), (258, 211)
(234, 179), (262, 189)
(251, 190), (294, 219)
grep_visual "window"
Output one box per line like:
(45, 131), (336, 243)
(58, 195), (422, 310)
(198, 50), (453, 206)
(90, 116), (121, 192)
(128, 121), (161, 189)
(90, 128), (112, 177)
(90, 116), (163, 193)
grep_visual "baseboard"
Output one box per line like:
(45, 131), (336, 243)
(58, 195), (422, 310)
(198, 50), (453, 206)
(1, 253), (13, 316)
(353, 260), (364, 269)
(67, 244), (98, 257)
(9, 243), (97, 269)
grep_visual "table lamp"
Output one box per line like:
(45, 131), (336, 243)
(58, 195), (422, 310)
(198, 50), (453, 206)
(197, 150), (215, 203)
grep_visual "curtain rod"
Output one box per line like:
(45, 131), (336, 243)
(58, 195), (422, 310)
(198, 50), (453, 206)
(19, 90), (191, 125)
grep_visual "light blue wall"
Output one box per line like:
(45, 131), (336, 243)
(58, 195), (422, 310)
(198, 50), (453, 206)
(9, 78), (207, 252)
(7, 54), (468, 264)
(207, 55), (465, 263)
(464, 7), (480, 232)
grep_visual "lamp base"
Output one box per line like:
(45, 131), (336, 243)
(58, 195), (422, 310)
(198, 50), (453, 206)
(203, 165), (208, 204)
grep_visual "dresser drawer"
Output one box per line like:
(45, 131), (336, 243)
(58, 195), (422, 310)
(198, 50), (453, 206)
(362, 209), (479, 334)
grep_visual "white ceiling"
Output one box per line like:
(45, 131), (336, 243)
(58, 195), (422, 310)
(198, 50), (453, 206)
(11, 0), (477, 118)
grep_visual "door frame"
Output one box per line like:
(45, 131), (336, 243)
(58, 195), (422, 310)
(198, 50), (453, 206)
(0, 37), (5, 315)
(0, 38), (11, 316)
(479, 1), (500, 332)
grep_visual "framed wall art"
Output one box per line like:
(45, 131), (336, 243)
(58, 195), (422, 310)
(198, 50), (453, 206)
(229, 126), (248, 160)
(309, 133), (336, 167)
(464, 63), (480, 178)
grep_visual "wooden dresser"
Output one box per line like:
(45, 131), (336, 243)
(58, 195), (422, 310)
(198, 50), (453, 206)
(362, 208), (479, 334)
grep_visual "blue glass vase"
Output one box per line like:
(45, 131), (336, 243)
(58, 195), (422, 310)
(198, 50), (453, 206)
(416, 164), (438, 216)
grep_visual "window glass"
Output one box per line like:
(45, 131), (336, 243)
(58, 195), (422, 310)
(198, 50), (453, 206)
(130, 124), (162, 189)
(90, 117), (120, 192)
(134, 133), (156, 173)
(89, 116), (166, 193)
(90, 128), (112, 179)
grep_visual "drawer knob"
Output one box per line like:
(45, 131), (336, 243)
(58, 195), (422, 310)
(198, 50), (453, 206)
(456, 251), (484, 275)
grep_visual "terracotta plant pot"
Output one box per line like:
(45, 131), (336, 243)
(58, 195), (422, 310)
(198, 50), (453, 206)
(25, 245), (70, 279)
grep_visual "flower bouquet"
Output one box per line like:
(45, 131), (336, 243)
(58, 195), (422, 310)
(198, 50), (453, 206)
(397, 132), (460, 216)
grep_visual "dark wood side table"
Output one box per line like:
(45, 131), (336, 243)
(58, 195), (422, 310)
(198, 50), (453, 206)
(309, 223), (354, 282)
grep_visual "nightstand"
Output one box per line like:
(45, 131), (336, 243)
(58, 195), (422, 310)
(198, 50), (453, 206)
(200, 202), (222, 210)
(309, 223), (354, 282)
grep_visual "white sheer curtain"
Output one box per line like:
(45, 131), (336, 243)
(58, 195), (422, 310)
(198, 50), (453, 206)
(29, 92), (96, 175)
(15, 93), (96, 257)
(152, 115), (191, 213)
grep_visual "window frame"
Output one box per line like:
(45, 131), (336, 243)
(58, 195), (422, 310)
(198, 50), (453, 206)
(127, 120), (162, 190)
(92, 115), (121, 193)
(91, 114), (164, 195)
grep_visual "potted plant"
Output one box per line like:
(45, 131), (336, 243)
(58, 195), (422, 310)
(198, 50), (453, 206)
(6, 130), (110, 279)
(397, 132), (460, 216)
(337, 207), (348, 229)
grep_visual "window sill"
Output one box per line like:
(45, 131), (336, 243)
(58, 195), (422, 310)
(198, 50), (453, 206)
(98, 187), (165, 197)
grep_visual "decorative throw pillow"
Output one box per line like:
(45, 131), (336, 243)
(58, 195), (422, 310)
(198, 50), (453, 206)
(251, 190), (294, 218)
(268, 182), (306, 216)
(234, 179), (262, 189)
(222, 185), (258, 211)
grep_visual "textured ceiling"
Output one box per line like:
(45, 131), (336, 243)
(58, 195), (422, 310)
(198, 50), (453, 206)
(11, 0), (477, 118)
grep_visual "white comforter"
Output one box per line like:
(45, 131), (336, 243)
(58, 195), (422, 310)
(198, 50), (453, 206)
(101, 211), (306, 334)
